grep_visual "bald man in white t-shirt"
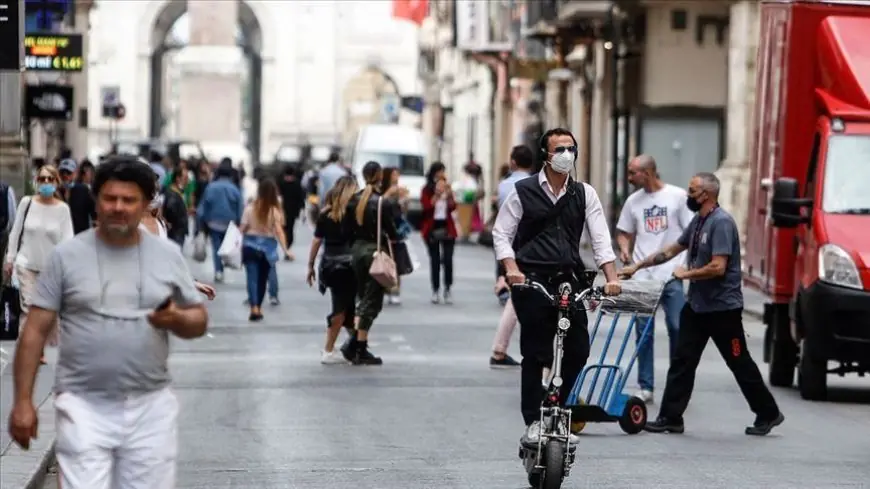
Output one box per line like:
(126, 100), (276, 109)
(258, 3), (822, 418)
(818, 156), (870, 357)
(616, 155), (695, 404)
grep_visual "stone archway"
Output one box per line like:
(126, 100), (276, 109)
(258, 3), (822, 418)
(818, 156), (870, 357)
(342, 66), (401, 147)
(144, 0), (269, 163)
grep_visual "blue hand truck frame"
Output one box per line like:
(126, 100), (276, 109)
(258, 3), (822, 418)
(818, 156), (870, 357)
(565, 279), (669, 434)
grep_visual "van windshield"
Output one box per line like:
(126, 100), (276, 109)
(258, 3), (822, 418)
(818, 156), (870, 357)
(356, 152), (425, 176)
(823, 135), (870, 213)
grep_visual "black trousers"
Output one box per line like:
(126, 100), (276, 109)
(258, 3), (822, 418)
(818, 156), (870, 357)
(512, 276), (591, 426)
(283, 214), (298, 248)
(659, 304), (780, 422)
(426, 223), (454, 292)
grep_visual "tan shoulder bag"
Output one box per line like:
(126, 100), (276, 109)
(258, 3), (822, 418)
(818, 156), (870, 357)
(368, 196), (398, 288)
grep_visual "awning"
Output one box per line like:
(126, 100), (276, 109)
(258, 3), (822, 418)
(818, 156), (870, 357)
(558, 0), (614, 27)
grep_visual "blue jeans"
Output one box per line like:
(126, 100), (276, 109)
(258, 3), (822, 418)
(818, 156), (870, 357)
(268, 265), (278, 298)
(242, 246), (271, 307)
(635, 280), (686, 391)
(208, 229), (226, 274)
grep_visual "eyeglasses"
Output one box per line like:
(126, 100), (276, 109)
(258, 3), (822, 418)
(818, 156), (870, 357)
(36, 176), (55, 183)
(552, 146), (577, 154)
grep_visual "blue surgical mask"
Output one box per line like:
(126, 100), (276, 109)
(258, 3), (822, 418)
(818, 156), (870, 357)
(37, 183), (56, 197)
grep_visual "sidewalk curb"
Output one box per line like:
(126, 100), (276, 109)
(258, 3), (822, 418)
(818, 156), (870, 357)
(0, 392), (56, 489)
(22, 443), (54, 489)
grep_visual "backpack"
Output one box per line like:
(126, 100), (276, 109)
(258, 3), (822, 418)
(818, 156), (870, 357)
(0, 183), (9, 232)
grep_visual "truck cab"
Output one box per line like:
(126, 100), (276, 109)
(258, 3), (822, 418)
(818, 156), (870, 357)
(745, 2), (870, 400)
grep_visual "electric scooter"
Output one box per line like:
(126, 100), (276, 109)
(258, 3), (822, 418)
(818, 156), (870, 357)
(513, 271), (611, 489)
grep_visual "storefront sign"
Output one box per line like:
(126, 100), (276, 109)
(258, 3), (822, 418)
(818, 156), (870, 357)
(0, 1), (23, 70)
(24, 83), (73, 120)
(24, 32), (83, 71)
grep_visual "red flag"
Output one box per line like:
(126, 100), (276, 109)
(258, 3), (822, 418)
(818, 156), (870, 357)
(392, 0), (428, 26)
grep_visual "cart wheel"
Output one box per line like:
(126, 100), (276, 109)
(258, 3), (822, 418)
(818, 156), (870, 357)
(570, 399), (587, 433)
(618, 397), (647, 435)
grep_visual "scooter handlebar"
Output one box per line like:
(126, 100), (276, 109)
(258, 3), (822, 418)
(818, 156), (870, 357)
(511, 279), (610, 307)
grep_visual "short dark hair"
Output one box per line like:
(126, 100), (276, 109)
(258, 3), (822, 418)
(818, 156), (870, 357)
(540, 128), (576, 154)
(328, 152), (340, 163)
(93, 155), (157, 200)
(510, 145), (535, 170)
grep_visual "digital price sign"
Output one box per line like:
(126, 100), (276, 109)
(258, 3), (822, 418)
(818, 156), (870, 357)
(24, 32), (83, 71)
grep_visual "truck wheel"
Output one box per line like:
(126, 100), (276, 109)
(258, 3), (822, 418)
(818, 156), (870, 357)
(768, 308), (797, 387)
(798, 339), (827, 401)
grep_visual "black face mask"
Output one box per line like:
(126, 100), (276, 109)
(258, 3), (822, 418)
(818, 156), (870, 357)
(686, 195), (702, 212)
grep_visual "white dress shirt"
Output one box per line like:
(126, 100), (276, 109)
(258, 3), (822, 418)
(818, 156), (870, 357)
(492, 171), (617, 268)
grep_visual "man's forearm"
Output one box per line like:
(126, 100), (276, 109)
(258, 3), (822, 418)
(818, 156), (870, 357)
(500, 257), (519, 274)
(683, 262), (723, 281)
(13, 327), (47, 404)
(636, 247), (678, 270)
(600, 261), (618, 282)
(169, 307), (209, 339)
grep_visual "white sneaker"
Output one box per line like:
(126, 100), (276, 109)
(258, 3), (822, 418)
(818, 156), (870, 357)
(321, 350), (348, 365)
(389, 294), (401, 305)
(522, 421), (543, 444)
(634, 389), (655, 404)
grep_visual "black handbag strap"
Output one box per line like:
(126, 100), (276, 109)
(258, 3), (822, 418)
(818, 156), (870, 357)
(15, 197), (33, 255)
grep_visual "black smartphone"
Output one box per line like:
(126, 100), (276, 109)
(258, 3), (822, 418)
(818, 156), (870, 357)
(155, 296), (172, 312)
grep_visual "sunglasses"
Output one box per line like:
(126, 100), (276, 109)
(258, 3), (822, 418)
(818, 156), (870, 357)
(36, 176), (55, 183)
(552, 146), (577, 154)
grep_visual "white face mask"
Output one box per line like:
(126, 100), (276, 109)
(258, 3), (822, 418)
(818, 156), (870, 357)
(549, 151), (575, 174)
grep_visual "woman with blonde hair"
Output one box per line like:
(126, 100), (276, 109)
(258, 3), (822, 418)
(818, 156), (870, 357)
(240, 177), (289, 321)
(3, 164), (73, 363)
(307, 176), (358, 364)
(340, 161), (398, 365)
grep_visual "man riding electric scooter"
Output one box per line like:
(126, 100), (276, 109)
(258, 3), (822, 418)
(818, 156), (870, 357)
(492, 128), (622, 446)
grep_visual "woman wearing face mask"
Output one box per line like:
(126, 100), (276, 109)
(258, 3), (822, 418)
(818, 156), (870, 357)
(3, 165), (74, 363)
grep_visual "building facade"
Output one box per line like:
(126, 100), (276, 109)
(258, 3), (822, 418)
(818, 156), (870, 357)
(417, 0), (761, 247)
(87, 0), (420, 161)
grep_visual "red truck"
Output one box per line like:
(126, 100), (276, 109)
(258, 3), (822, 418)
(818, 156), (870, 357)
(745, 0), (870, 400)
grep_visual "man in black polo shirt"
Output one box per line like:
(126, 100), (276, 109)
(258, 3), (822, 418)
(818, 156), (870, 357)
(620, 172), (784, 436)
(492, 128), (622, 445)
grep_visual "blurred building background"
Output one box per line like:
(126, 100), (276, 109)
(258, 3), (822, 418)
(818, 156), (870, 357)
(416, 0), (760, 249)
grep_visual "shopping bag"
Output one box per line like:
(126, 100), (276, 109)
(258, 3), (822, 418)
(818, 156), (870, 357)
(217, 222), (243, 270)
(0, 285), (21, 341)
(368, 197), (398, 288)
(192, 234), (208, 263)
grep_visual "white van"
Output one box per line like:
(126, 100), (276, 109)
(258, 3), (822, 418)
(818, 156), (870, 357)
(350, 124), (428, 224)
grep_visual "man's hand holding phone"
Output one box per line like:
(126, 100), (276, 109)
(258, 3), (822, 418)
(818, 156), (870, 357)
(148, 296), (178, 330)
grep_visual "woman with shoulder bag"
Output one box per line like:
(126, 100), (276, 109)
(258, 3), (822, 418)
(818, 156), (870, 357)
(420, 162), (457, 304)
(3, 165), (74, 363)
(381, 168), (412, 305)
(307, 176), (358, 364)
(341, 161), (398, 365)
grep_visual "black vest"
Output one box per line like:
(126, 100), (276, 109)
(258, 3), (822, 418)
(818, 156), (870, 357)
(512, 175), (586, 275)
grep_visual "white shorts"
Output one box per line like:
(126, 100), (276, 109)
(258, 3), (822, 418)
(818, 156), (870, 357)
(54, 387), (179, 489)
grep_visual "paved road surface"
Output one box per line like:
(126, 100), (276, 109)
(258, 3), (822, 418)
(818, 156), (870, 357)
(27, 231), (870, 489)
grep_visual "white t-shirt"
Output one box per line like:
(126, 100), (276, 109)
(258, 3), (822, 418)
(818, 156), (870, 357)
(616, 184), (695, 281)
(5, 197), (74, 271)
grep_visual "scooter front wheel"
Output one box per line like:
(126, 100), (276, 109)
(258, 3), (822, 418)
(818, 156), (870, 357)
(541, 439), (567, 489)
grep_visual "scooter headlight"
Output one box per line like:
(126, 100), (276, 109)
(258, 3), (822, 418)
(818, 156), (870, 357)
(818, 244), (863, 290)
(557, 318), (570, 331)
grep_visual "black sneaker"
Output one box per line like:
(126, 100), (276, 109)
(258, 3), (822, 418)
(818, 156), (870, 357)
(643, 417), (685, 434)
(745, 412), (784, 436)
(353, 348), (383, 366)
(490, 355), (521, 369)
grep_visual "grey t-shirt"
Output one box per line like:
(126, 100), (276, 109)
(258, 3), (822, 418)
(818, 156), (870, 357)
(32, 229), (203, 398)
(677, 208), (743, 312)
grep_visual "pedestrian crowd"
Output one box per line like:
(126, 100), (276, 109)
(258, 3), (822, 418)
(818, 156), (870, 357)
(0, 128), (784, 489)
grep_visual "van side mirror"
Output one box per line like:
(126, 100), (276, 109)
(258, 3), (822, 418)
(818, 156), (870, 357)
(771, 177), (812, 228)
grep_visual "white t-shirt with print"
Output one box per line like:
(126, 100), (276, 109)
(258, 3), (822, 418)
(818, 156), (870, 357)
(616, 184), (695, 281)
